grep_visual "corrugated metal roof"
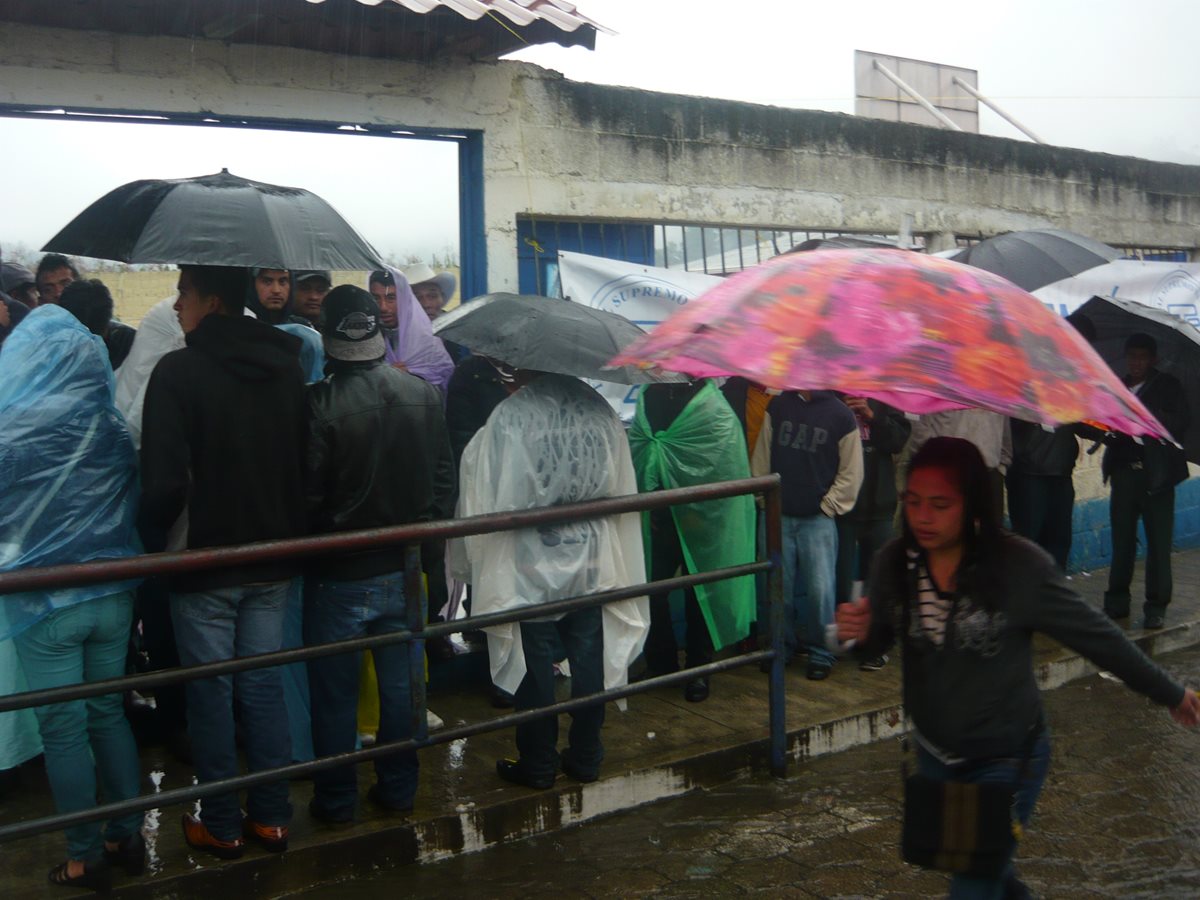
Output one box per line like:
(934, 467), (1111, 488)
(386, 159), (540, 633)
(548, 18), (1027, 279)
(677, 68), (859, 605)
(323, 0), (613, 35)
(0, 0), (609, 60)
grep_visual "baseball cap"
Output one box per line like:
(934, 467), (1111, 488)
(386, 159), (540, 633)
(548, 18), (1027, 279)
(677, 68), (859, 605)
(293, 269), (332, 286)
(321, 285), (386, 362)
(0, 262), (36, 293)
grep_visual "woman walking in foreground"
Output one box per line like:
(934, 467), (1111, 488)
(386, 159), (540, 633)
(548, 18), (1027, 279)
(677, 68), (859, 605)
(836, 436), (1200, 899)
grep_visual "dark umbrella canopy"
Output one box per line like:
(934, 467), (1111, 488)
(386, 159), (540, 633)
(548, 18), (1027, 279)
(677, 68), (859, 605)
(432, 293), (679, 385)
(43, 169), (383, 270)
(1075, 295), (1200, 462)
(955, 229), (1120, 292)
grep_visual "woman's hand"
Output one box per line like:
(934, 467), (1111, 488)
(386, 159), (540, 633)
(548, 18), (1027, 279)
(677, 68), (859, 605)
(836, 597), (872, 645)
(1170, 688), (1200, 726)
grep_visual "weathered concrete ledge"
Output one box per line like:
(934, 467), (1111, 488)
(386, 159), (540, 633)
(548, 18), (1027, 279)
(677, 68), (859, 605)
(3, 557), (1198, 899)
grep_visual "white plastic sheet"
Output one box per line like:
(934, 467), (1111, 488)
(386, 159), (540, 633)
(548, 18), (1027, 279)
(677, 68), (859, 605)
(451, 374), (649, 695)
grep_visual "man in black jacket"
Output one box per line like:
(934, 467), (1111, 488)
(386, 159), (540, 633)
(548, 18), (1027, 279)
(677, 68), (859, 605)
(1103, 333), (1190, 629)
(139, 265), (307, 860)
(303, 286), (454, 824)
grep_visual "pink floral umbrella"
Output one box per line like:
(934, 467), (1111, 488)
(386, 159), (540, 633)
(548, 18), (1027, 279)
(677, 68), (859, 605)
(609, 249), (1169, 440)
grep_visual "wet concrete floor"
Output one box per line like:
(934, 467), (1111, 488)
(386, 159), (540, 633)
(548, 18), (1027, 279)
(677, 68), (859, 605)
(3, 553), (1200, 897)
(294, 642), (1200, 899)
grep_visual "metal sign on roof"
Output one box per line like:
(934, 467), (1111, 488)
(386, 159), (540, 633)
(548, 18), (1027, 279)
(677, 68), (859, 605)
(854, 50), (980, 133)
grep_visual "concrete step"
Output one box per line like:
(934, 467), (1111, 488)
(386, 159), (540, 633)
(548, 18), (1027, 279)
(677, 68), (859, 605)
(3, 560), (1199, 899)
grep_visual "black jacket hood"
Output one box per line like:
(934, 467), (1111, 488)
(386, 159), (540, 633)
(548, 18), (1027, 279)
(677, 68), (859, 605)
(186, 313), (302, 382)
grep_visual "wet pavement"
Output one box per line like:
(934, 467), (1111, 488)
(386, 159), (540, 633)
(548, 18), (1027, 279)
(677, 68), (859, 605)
(295, 642), (1200, 899)
(3, 553), (1200, 897)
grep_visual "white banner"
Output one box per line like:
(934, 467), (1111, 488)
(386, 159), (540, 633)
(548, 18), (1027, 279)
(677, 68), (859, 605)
(1035, 259), (1200, 324)
(558, 250), (721, 418)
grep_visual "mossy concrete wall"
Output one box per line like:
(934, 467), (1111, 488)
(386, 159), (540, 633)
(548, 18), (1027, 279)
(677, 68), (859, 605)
(1, 20), (1198, 290)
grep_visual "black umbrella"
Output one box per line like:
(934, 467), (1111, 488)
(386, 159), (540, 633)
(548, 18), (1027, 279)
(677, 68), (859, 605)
(43, 169), (382, 270)
(956, 229), (1120, 292)
(432, 293), (680, 385)
(1075, 294), (1200, 462)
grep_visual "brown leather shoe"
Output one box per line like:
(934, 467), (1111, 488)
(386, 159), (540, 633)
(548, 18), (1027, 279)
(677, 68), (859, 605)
(242, 817), (289, 853)
(181, 813), (245, 860)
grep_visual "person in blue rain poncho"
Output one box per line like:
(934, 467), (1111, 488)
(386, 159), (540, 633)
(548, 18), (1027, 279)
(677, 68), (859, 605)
(0, 305), (145, 891)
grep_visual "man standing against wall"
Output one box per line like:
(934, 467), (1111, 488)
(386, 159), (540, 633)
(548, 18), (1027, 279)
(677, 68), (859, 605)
(752, 391), (863, 681)
(139, 265), (307, 859)
(1103, 333), (1190, 629)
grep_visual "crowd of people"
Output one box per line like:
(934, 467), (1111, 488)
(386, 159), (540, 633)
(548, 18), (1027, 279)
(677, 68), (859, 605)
(0, 252), (1197, 895)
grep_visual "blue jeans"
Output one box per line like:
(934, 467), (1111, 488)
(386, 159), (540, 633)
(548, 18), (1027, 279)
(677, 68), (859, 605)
(763, 513), (838, 666)
(917, 728), (1052, 899)
(304, 571), (417, 816)
(14, 593), (143, 861)
(515, 607), (606, 781)
(170, 581), (293, 840)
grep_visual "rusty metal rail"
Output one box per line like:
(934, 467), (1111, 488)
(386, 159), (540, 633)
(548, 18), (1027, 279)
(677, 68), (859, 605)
(0, 474), (786, 845)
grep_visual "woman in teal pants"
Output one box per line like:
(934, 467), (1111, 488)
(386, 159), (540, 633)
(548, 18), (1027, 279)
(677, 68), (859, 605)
(0, 303), (146, 891)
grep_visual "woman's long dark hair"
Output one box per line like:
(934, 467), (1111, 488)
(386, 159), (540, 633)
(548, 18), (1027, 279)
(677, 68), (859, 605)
(902, 436), (1007, 609)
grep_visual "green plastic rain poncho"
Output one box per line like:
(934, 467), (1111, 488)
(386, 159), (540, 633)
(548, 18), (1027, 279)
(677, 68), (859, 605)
(629, 380), (756, 651)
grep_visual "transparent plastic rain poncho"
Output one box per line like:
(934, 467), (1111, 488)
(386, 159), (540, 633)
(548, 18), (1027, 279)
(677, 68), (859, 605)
(0, 305), (142, 641)
(628, 381), (757, 651)
(450, 374), (649, 695)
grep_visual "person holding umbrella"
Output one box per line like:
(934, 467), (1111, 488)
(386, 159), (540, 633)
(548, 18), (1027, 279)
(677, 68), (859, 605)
(837, 436), (1200, 898)
(1101, 333), (1190, 629)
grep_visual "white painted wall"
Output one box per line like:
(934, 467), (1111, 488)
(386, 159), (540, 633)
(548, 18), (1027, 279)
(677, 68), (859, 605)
(2, 21), (1197, 292)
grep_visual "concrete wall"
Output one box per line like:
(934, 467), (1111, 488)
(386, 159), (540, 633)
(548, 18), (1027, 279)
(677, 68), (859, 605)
(2, 21), (1198, 291)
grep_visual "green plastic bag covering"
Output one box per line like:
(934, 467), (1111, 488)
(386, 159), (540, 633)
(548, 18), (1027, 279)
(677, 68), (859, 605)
(629, 381), (755, 651)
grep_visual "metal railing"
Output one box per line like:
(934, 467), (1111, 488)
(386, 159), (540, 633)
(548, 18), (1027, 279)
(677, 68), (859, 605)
(0, 474), (785, 845)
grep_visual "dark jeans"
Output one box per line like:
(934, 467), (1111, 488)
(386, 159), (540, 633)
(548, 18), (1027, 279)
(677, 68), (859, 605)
(835, 516), (894, 605)
(916, 727), (1052, 899)
(514, 607), (606, 781)
(170, 581), (293, 840)
(305, 571), (417, 815)
(644, 513), (713, 674)
(1006, 471), (1074, 571)
(1104, 467), (1175, 618)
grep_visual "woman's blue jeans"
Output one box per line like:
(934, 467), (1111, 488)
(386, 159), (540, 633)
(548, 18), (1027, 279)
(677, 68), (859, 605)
(14, 592), (143, 862)
(916, 728), (1052, 899)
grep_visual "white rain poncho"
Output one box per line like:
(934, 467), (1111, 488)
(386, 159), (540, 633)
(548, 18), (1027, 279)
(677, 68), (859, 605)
(114, 296), (184, 449)
(451, 374), (649, 695)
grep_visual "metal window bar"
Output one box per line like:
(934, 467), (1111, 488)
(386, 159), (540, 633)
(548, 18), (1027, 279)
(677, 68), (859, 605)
(0, 475), (787, 845)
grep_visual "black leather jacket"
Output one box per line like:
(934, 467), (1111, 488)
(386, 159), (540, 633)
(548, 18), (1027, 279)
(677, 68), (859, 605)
(305, 359), (456, 580)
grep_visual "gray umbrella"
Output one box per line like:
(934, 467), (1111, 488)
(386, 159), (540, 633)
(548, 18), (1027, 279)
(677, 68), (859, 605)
(955, 229), (1120, 292)
(432, 293), (680, 384)
(1075, 294), (1200, 462)
(42, 169), (382, 270)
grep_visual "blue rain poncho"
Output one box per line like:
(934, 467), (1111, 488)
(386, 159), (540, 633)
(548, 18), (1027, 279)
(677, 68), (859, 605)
(0, 305), (142, 641)
(275, 322), (325, 384)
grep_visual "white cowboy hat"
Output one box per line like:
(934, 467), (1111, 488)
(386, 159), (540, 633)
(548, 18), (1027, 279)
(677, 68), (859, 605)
(401, 263), (457, 303)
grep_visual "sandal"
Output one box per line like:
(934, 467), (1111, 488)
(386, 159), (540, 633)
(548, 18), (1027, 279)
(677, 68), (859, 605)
(48, 859), (112, 893)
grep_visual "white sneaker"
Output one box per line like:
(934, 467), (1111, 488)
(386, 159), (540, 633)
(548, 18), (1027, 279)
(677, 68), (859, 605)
(427, 709), (445, 732)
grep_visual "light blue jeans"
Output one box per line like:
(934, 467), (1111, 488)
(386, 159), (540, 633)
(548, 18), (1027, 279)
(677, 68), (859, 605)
(170, 581), (293, 840)
(779, 513), (838, 666)
(15, 592), (143, 861)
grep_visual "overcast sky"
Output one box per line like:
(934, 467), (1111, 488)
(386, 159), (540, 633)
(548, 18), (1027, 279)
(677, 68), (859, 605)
(2, 0), (1196, 265)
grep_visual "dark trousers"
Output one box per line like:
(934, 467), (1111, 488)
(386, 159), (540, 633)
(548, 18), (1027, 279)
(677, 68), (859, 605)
(514, 607), (606, 781)
(644, 515), (713, 673)
(1006, 471), (1074, 571)
(835, 516), (894, 605)
(1104, 467), (1175, 618)
(135, 578), (187, 736)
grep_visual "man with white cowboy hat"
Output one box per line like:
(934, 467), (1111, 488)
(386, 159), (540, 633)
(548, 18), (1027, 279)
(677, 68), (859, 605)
(401, 263), (457, 322)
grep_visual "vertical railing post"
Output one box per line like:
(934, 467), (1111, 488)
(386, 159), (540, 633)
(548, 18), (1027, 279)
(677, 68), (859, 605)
(765, 480), (788, 777)
(405, 543), (429, 743)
